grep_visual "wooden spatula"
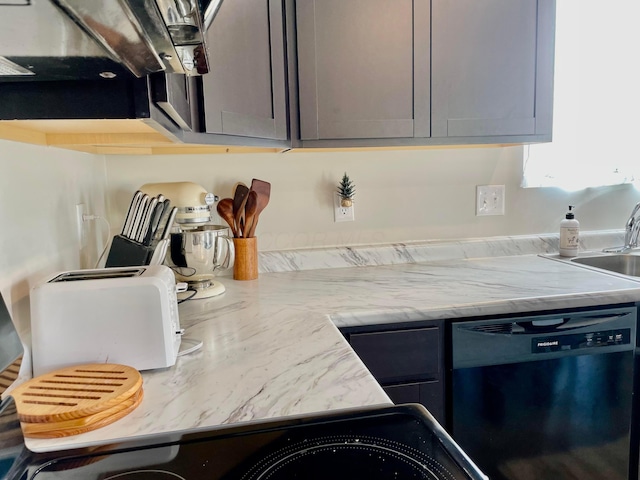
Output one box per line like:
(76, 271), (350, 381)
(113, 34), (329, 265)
(233, 183), (250, 237)
(246, 179), (271, 238)
(243, 190), (259, 238)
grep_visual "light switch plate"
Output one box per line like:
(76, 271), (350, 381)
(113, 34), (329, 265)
(476, 185), (505, 216)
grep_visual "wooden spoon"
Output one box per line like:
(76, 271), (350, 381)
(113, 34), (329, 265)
(243, 191), (259, 238)
(216, 198), (237, 237)
(246, 179), (271, 238)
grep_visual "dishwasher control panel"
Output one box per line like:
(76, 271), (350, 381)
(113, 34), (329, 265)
(452, 306), (637, 369)
(532, 328), (631, 353)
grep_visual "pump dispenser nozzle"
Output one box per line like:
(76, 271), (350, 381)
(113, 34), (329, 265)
(566, 205), (575, 219)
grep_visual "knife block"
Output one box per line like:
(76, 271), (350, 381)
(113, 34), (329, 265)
(105, 235), (155, 268)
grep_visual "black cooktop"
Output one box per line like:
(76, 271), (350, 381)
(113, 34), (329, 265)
(2, 403), (486, 480)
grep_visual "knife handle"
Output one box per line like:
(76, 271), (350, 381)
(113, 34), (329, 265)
(161, 207), (179, 241)
(137, 197), (158, 244)
(143, 199), (166, 246)
(129, 194), (149, 242)
(122, 191), (142, 237)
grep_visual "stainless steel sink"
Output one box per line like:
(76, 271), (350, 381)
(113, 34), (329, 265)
(571, 254), (640, 277)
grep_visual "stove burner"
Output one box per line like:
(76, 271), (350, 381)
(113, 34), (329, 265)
(240, 435), (449, 480)
(105, 471), (186, 479)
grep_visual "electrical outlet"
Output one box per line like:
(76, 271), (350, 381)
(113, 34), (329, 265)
(476, 185), (505, 216)
(334, 194), (355, 222)
(75, 203), (86, 246)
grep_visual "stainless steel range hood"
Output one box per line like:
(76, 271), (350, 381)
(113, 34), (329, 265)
(0, 0), (222, 81)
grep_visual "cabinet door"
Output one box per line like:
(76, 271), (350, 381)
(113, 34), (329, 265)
(349, 328), (440, 384)
(431, 0), (555, 138)
(296, 0), (430, 140)
(384, 381), (444, 425)
(202, 0), (287, 140)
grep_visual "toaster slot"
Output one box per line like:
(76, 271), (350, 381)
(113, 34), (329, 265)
(50, 268), (146, 283)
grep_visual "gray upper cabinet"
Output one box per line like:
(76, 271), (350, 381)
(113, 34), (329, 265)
(294, 0), (554, 146)
(296, 0), (430, 141)
(202, 0), (288, 140)
(431, 0), (555, 139)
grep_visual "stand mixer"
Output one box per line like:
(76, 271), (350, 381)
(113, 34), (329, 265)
(140, 182), (234, 299)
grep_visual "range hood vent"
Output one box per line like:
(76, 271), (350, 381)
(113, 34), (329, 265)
(0, 0), (223, 81)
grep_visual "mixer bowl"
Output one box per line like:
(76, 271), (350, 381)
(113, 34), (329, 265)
(165, 225), (234, 283)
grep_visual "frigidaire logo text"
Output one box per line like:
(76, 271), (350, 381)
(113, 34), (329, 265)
(537, 340), (559, 347)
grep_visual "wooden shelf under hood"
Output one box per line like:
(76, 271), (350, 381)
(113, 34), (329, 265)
(0, 120), (285, 155)
(0, 120), (523, 156)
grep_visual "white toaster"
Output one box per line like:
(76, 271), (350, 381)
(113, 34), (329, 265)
(30, 265), (183, 376)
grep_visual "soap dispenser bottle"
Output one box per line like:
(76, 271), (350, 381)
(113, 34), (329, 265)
(559, 205), (580, 257)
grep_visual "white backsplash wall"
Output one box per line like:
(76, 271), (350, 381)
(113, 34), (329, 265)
(104, 146), (640, 251)
(0, 139), (108, 347)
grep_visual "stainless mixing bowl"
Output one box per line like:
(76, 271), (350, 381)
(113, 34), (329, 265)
(165, 224), (234, 283)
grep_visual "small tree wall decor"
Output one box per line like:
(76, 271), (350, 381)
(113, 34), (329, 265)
(337, 172), (356, 207)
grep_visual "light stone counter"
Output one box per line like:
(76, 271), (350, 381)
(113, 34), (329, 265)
(25, 241), (640, 453)
(24, 297), (391, 453)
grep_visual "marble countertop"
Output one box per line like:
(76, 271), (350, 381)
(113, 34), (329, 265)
(24, 248), (640, 453)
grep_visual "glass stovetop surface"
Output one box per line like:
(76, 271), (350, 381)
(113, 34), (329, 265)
(23, 405), (485, 480)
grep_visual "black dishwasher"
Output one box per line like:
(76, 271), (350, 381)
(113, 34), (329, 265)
(451, 306), (636, 480)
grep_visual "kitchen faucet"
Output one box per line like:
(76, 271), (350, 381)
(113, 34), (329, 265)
(604, 201), (640, 252)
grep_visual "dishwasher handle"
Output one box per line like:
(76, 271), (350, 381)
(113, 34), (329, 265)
(512, 313), (628, 334)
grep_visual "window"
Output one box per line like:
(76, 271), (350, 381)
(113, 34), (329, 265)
(522, 0), (640, 191)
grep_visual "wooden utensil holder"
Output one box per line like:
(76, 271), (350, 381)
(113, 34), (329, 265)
(233, 237), (258, 280)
